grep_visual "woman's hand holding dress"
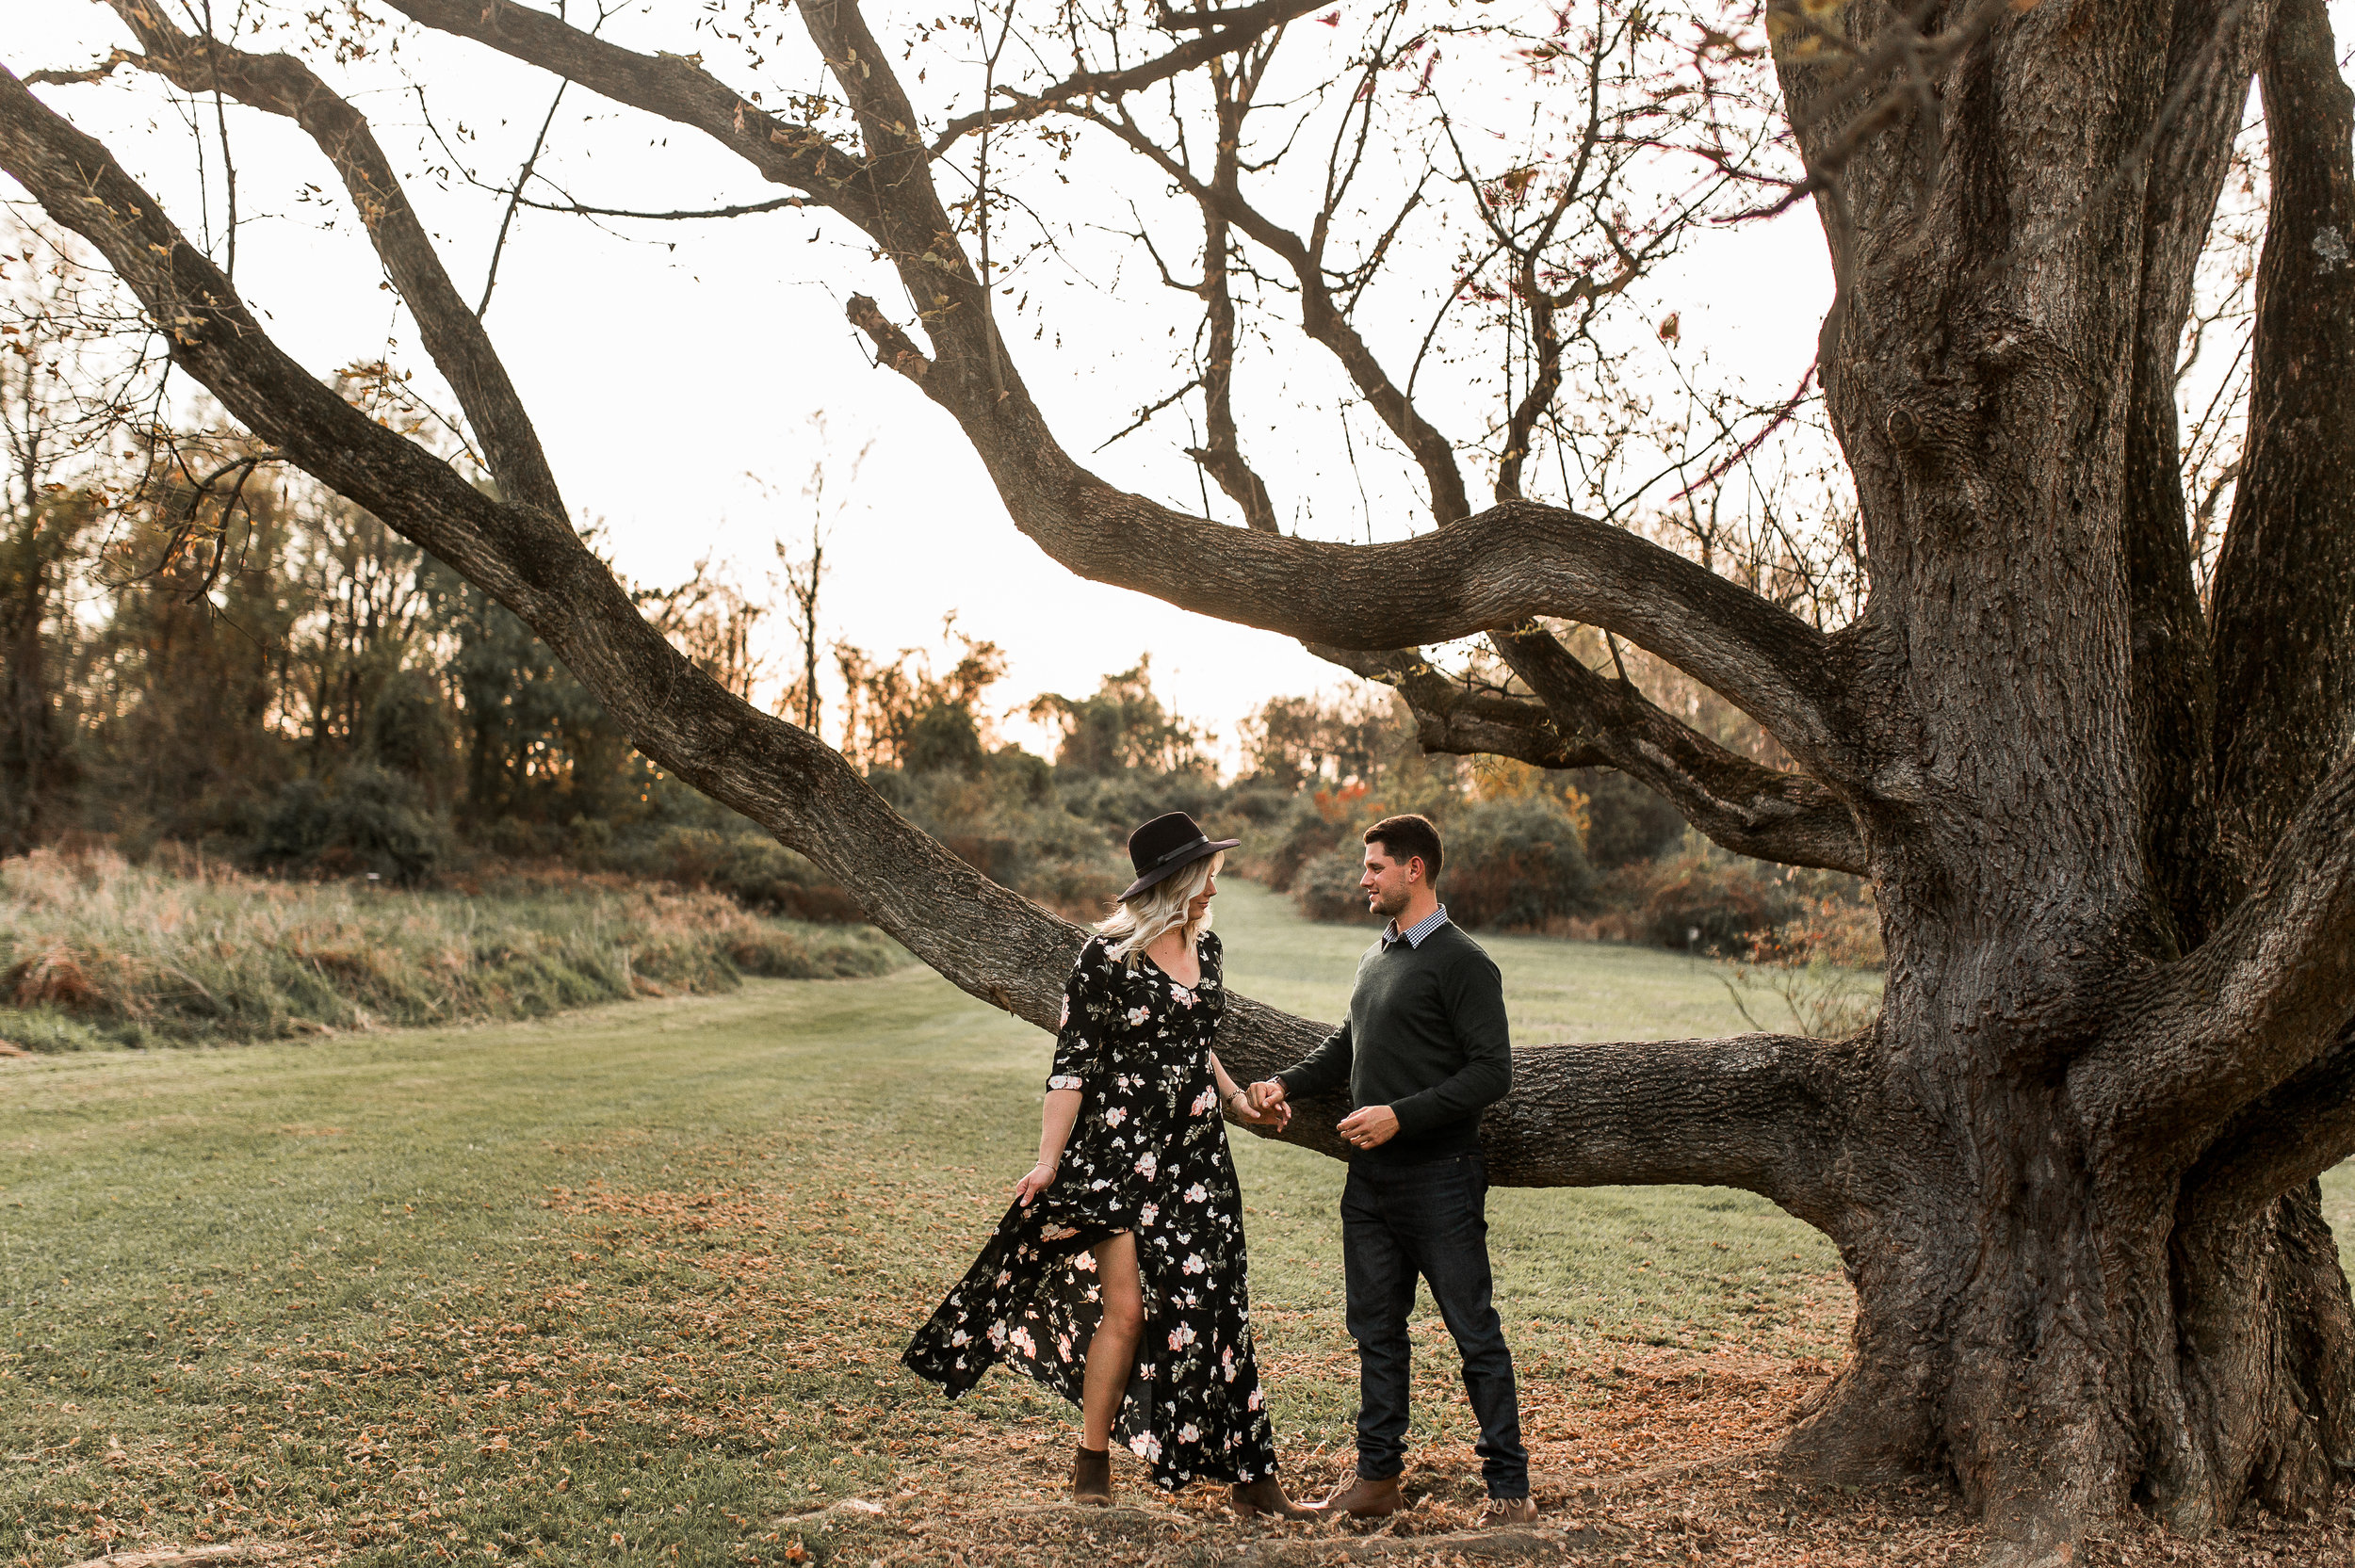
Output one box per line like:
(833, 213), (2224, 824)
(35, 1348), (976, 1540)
(1013, 1160), (1058, 1206)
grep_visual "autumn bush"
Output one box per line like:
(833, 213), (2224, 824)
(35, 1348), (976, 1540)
(0, 846), (905, 1051)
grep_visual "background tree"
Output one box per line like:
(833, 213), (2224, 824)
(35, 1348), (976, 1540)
(1027, 657), (1215, 779)
(6, 0), (2354, 1560)
(834, 618), (1009, 776)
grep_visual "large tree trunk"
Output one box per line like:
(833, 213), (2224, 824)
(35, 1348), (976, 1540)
(1747, 0), (2355, 1550)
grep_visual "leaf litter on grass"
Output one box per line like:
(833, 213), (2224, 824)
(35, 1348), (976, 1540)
(19, 924), (2355, 1568)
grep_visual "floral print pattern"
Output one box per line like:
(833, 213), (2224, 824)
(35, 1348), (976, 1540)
(902, 931), (1278, 1490)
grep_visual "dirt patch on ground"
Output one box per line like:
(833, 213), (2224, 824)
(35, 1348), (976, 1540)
(801, 1350), (2355, 1566)
(540, 1176), (2355, 1567)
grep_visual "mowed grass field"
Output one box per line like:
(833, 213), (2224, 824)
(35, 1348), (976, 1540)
(8, 881), (2349, 1566)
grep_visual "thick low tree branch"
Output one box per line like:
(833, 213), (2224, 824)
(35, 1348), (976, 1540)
(2208, 0), (2355, 876)
(1216, 994), (1863, 1242)
(2093, 745), (2355, 1151)
(2181, 1019), (2355, 1232)
(927, 0), (1327, 155)
(89, 1), (566, 519)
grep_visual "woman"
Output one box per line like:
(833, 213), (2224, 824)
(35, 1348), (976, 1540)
(903, 811), (1313, 1517)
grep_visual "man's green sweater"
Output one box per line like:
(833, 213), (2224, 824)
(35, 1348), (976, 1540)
(1275, 918), (1512, 1163)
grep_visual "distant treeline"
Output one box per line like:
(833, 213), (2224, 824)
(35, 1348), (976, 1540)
(0, 428), (1869, 968)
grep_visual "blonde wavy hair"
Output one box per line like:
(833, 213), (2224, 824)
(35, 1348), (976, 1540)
(1097, 850), (1224, 967)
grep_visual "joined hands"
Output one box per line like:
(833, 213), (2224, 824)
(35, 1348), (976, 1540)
(1246, 1081), (1399, 1150)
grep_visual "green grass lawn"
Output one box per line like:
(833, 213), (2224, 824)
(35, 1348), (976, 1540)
(8, 881), (2326, 1566)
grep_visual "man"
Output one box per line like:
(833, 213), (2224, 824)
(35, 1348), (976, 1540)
(1250, 815), (1535, 1526)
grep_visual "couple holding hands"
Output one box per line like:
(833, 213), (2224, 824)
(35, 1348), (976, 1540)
(903, 810), (1537, 1527)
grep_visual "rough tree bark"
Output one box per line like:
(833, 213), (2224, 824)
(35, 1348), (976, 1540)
(7, 0), (2355, 1560)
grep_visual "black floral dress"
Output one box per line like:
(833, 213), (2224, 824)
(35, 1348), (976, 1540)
(902, 929), (1279, 1490)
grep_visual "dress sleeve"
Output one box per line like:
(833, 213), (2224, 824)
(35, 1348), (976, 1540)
(1046, 941), (1105, 1092)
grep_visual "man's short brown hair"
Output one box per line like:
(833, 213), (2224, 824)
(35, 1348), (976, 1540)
(1364, 814), (1443, 882)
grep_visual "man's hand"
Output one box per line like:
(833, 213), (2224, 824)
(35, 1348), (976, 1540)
(1234, 1082), (1290, 1131)
(1337, 1105), (1401, 1151)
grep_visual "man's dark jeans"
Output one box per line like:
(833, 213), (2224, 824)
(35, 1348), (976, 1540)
(1340, 1151), (1528, 1499)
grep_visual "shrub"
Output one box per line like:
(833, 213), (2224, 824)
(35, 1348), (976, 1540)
(1576, 768), (1689, 868)
(253, 766), (450, 884)
(1293, 848), (1373, 924)
(1056, 771), (1223, 838)
(1606, 850), (1799, 955)
(601, 827), (853, 918)
(885, 768), (1129, 917)
(0, 1004), (111, 1052)
(1256, 794), (1352, 892)
(0, 846), (908, 1049)
(1441, 794), (1599, 930)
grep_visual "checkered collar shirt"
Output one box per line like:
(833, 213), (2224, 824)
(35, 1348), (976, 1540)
(1380, 903), (1452, 950)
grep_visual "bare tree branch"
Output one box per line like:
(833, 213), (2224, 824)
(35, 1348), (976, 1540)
(1323, 637), (1866, 874)
(927, 0), (1327, 155)
(2180, 1019), (2355, 1231)
(1087, 97), (1475, 525)
(380, 0), (883, 232)
(1487, 622), (1866, 874)
(1187, 51), (1280, 533)
(92, 2), (566, 518)
(505, 192), (808, 220)
(479, 73), (572, 318)
(2096, 745), (2355, 1153)
(1312, 642), (1611, 767)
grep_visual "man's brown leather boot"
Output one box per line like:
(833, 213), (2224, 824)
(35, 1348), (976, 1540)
(1071, 1444), (1113, 1506)
(1315, 1473), (1404, 1517)
(1230, 1474), (1318, 1520)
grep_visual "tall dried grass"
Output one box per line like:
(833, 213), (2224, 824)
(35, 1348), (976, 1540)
(0, 847), (905, 1051)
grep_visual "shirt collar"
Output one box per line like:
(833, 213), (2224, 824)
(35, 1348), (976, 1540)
(1381, 903), (1451, 950)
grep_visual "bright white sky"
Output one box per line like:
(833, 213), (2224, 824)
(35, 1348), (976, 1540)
(8, 1), (1836, 766)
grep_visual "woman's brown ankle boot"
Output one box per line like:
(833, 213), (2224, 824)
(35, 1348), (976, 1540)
(1072, 1443), (1113, 1506)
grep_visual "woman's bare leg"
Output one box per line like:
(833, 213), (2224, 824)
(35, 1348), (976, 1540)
(1081, 1232), (1144, 1450)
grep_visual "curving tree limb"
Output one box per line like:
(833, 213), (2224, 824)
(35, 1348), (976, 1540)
(2095, 746), (2355, 1152)
(2208, 0), (2355, 878)
(2179, 1021), (2355, 1233)
(1487, 622), (1866, 874)
(371, 0), (1859, 800)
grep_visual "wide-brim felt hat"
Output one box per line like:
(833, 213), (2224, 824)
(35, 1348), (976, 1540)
(1118, 811), (1240, 903)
